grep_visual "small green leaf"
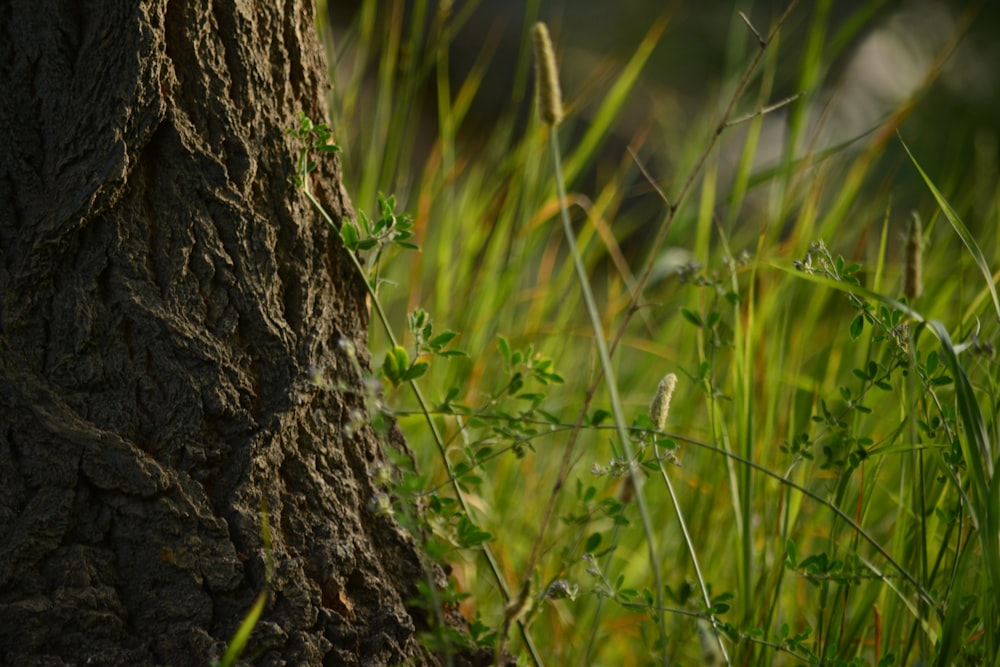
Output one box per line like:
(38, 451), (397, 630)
(785, 539), (798, 567)
(358, 209), (372, 234)
(408, 308), (426, 330)
(428, 332), (458, 350)
(461, 474), (483, 486)
(681, 308), (703, 327)
(340, 221), (359, 250)
(590, 409), (610, 426)
(925, 350), (938, 374)
(537, 409), (561, 424)
(656, 438), (677, 450)
(457, 517), (491, 546)
(849, 314), (864, 339)
(617, 588), (638, 601)
(540, 370), (564, 384)
(401, 361), (429, 382)
(497, 336), (511, 365)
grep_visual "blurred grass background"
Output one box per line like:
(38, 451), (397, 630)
(313, 1), (1000, 664)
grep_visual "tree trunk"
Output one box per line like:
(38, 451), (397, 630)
(0, 2), (468, 665)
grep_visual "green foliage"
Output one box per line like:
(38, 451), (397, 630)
(286, 111), (340, 191)
(299, 1), (1000, 665)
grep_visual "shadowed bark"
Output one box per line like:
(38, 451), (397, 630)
(0, 2), (482, 665)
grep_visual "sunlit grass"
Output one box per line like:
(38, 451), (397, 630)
(317, 1), (999, 665)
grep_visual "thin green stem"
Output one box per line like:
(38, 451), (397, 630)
(652, 441), (730, 663)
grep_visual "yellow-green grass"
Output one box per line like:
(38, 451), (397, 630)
(318, 2), (1000, 665)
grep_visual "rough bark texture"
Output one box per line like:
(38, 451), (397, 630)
(0, 2), (473, 665)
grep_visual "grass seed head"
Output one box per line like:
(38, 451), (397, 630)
(904, 212), (924, 300)
(650, 373), (678, 430)
(532, 22), (563, 127)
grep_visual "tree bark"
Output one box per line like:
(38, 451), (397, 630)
(0, 2), (467, 665)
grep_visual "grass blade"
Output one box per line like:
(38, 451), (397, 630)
(215, 591), (267, 667)
(901, 136), (1000, 325)
(563, 15), (669, 185)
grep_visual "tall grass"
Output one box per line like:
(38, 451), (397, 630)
(317, 1), (1000, 664)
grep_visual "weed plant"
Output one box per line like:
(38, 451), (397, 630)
(296, 1), (1000, 665)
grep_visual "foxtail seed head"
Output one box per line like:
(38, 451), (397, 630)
(532, 22), (563, 126)
(650, 373), (678, 430)
(904, 212), (924, 300)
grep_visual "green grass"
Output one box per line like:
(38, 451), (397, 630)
(314, 2), (1000, 665)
